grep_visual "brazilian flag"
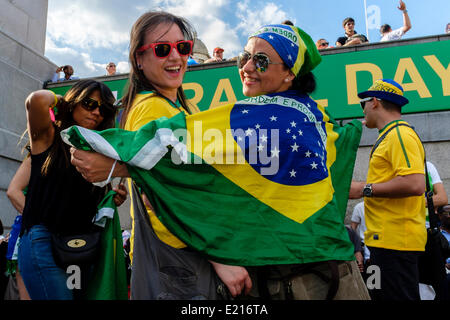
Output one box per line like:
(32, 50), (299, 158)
(86, 191), (128, 300)
(62, 91), (362, 266)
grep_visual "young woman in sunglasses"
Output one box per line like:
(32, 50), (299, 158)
(17, 79), (127, 300)
(71, 11), (250, 300)
(230, 24), (369, 300)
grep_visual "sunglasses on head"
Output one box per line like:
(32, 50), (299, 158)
(237, 51), (284, 73)
(359, 97), (381, 109)
(137, 40), (193, 58)
(80, 98), (114, 117)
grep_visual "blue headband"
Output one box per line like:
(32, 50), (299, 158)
(250, 24), (322, 77)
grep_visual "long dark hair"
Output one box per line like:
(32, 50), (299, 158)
(41, 79), (116, 175)
(120, 11), (196, 128)
(290, 72), (317, 95)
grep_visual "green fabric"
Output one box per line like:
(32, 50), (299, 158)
(62, 94), (362, 266)
(86, 191), (128, 300)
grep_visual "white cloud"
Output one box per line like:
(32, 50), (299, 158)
(46, 37), (105, 77)
(151, 0), (243, 57)
(46, 2), (130, 50)
(235, 1), (291, 36)
(117, 61), (130, 74)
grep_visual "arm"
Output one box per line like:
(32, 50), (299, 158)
(343, 38), (363, 46)
(350, 174), (425, 199)
(51, 66), (63, 82)
(70, 148), (130, 183)
(398, 1), (411, 33)
(431, 183), (448, 208)
(6, 157), (31, 213)
(351, 221), (360, 231)
(209, 261), (252, 297)
(25, 90), (58, 154)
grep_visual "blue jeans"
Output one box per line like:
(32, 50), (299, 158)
(18, 225), (73, 300)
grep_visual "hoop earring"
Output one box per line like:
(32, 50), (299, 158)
(137, 64), (142, 69)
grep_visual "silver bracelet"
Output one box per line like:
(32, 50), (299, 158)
(105, 159), (118, 185)
(403, 9), (408, 13)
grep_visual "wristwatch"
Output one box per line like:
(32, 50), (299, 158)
(363, 183), (373, 197)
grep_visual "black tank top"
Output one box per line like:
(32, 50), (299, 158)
(22, 143), (105, 236)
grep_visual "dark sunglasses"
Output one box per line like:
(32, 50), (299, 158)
(80, 98), (114, 117)
(320, 42), (329, 46)
(359, 97), (381, 109)
(237, 51), (284, 73)
(137, 40), (193, 58)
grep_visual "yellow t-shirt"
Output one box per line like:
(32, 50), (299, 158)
(124, 92), (199, 261)
(364, 120), (427, 251)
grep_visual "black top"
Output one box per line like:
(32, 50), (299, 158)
(336, 32), (368, 46)
(21, 142), (105, 236)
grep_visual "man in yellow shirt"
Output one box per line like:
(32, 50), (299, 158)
(350, 79), (426, 300)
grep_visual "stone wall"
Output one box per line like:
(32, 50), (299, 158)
(0, 0), (57, 231)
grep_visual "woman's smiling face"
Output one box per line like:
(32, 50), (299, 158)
(239, 37), (293, 97)
(137, 22), (188, 101)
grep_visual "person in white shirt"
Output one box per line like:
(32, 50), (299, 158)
(425, 161), (448, 227)
(51, 65), (80, 82)
(351, 201), (371, 263)
(380, 0), (411, 42)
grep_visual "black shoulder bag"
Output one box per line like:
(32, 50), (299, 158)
(51, 230), (101, 268)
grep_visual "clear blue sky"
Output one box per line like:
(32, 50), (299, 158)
(46, 0), (450, 78)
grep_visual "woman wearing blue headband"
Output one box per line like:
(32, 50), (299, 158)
(235, 24), (370, 300)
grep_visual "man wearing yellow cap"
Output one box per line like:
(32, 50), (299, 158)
(350, 79), (426, 300)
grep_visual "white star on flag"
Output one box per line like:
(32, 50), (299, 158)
(290, 121), (297, 127)
(292, 135), (297, 140)
(291, 143), (299, 152)
(311, 162), (318, 169)
(305, 150), (312, 158)
(271, 146), (280, 158)
(260, 134), (268, 142)
(255, 124), (261, 129)
(245, 128), (253, 136)
(286, 128), (291, 133)
(269, 35), (274, 39)
(257, 144), (265, 152)
(270, 116), (277, 121)
(298, 130), (303, 136)
(289, 169), (296, 177)
(242, 109), (249, 114)
(288, 55), (292, 60)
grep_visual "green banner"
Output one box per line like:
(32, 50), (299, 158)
(48, 39), (450, 120)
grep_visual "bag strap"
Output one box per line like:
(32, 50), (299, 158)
(370, 123), (412, 159)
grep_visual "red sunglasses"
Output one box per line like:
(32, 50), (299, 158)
(137, 40), (193, 58)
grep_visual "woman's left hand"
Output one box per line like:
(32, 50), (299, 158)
(113, 183), (128, 207)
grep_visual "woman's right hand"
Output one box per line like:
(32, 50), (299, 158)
(70, 147), (129, 182)
(209, 261), (252, 297)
